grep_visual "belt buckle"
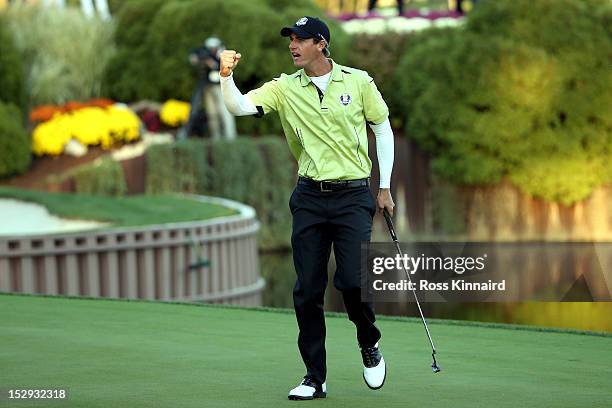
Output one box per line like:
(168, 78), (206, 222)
(320, 181), (332, 192)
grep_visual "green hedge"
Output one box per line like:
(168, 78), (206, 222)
(0, 18), (26, 116)
(0, 102), (30, 178)
(42, 153), (126, 195)
(69, 157), (127, 197)
(145, 139), (208, 194)
(347, 32), (413, 128)
(394, 0), (612, 205)
(103, 0), (166, 102)
(145, 136), (295, 249)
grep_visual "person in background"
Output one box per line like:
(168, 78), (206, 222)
(449, 0), (479, 13)
(180, 37), (236, 140)
(368, 0), (404, 16)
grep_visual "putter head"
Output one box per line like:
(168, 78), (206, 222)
(431, 352), (441, 373)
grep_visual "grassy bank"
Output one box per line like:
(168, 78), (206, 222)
(0, 187), (237, 227)
(1, 294), (610, 407)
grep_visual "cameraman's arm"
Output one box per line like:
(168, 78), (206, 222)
(188, 47), (202, 67)
(220, 74), (258, 116)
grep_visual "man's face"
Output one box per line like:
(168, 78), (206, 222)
(288, 33), (324, 68)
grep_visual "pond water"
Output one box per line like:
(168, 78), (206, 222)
(260, 244), (612, 333)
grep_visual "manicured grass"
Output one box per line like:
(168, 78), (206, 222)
(0, 187), (237, 227)
(1, 294), (611, 407)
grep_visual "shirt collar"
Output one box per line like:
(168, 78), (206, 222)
(299, 59), (344, 87)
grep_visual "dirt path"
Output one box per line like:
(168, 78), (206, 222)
(1, 147), (109, 190)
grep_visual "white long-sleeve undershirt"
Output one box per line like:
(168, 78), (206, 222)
(220, 73), (394, 188)
(369, 118), (394, 189)
(220, 73), (258, 116)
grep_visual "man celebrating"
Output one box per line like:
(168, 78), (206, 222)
(219, 16), (395, 400)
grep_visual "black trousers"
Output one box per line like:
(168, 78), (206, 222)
(289, 180), (382, 385)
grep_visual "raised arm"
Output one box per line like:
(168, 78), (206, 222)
(219, 50), (258, 116)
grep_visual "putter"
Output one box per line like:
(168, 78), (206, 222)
(382, 208), (441, 373)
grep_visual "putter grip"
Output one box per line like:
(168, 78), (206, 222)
(383, 208), (398, 242)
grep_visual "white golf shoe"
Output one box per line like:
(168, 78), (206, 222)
(288, 377), (327, 400)
(361, 342), (386, 390)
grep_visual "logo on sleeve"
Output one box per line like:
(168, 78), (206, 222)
(296, 17), (308, 26)
(339, 94), (352, 106)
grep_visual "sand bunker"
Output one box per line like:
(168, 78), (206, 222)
(0, 198), (109, 236)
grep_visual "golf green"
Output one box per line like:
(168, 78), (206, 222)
(1, 294), (610, 407)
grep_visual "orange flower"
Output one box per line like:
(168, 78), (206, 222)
(62, 101), (87, 113)
(30, 105), (61, 122)
(87, 98), (115, 108)
(30, 99), (117, 124)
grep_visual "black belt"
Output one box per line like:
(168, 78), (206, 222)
(298, 176), (369, 192)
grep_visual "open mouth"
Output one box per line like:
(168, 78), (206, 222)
(291, 52), (301, 60)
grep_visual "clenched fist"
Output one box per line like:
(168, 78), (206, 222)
(220, 50), (242, 77)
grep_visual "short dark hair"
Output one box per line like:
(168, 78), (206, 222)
(313, 37), (330, 57)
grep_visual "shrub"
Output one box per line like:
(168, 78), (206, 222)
(394, 0), (612, 204)
(0, 102), (30, 178)
(3, 3), (116, 106)
(208, 138), (266, 204)
(0, 18), (27, 116)
(347, 32), (413, 127)
(145, 136), (296, 249)
(256, 137), (296, 246)
(71, 156), (127, 196)
(103, 0), (166, 101)
(510, 153), (609, 207)
(145, 139), (208, 194)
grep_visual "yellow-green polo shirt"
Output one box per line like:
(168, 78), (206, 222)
(247, 59), (389, 181)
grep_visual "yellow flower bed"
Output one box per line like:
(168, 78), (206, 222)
(160, 99), (190, 127)
(32, 105), (141, 156)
